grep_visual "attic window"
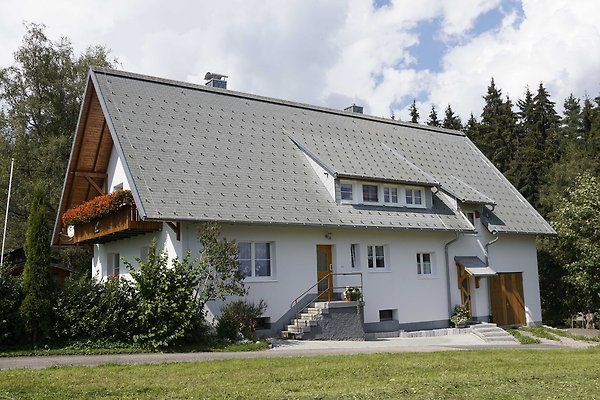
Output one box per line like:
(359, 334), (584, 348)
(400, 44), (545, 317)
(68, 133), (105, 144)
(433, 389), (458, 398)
(113, 183), (124, 192)
(340, 183), (353, 201)
(383, 187), (399, 204)
(362, 185), (379, 203)
(405, 188), (422, 205)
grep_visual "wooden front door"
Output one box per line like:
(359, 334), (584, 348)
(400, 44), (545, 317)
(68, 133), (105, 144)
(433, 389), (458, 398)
(456, 265), (472, 317)
(490, 272), (526, 326)
(316, 245), (333, 300)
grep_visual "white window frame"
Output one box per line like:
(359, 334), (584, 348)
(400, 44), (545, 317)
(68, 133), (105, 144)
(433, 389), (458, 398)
(362, 184), (380, 203)
(367, 245), (387, 271)
(405, 187), (425, 207)
(107, 253), (120, 277)
(416, 252), (434, 277)
(464, 211), (477, 232)
(383, 186), (400, 205)
(238, 242), (274, 280)
(112, 183), (124, 192)
(340, 182), (354, 203)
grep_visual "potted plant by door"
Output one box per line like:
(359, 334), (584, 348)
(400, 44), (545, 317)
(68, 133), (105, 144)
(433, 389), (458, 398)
(450, 304), (469, 328)
(343, 287), (362, 301)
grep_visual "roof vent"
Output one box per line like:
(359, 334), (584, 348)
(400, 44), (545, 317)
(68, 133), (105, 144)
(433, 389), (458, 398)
(344, 104), (363, 114)
(204, 72), (228, 89)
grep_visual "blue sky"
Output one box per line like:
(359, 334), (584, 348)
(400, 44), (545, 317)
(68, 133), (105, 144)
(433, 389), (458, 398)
(0, 0), (599, 121)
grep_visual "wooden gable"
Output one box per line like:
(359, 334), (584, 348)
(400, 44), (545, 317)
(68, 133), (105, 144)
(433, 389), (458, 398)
(53, 79), (114, 245)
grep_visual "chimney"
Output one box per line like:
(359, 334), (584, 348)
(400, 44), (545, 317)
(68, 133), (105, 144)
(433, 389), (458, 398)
(344, 104), (363, 114)
(204, 72), (228, 89)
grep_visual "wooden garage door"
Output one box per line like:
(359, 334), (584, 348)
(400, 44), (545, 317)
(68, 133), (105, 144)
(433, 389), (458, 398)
(490, 272), (526, 326)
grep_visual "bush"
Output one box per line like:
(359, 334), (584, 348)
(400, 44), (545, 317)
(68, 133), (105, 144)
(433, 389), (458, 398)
(217, 300), (267, 341)
(0, 265), (24, 345)
(127, 244), (204, 349)
(53, 274), (137, 342)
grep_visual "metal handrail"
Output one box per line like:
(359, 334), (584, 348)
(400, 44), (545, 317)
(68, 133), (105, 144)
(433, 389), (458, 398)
(290, 272), (363, 329)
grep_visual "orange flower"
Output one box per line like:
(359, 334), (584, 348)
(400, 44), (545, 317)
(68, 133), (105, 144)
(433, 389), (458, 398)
(63, 190), (134, 226)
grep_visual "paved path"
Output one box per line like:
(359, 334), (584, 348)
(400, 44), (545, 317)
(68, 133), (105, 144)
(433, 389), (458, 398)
(0, 333), (579, 370)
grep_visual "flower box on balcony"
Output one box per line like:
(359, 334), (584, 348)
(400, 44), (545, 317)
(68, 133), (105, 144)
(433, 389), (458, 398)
(62, 191), (161, 244)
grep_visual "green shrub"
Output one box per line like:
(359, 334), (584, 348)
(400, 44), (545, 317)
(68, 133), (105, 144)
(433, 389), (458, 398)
(53, 274), (137, 342)
(0, 265), (24, 345)
(20, 186), (55, 343)
(217, 300), (267, 341)
(127, 244), (204, 349)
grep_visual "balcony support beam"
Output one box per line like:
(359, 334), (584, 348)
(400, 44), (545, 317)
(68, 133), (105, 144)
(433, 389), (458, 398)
(166, 222), (181, 241)
(74, 172), (107, 196)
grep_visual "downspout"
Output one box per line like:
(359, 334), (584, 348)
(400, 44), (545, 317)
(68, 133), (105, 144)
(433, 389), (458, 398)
(484, 230), (499, 266)
(444, 232), (460, 316)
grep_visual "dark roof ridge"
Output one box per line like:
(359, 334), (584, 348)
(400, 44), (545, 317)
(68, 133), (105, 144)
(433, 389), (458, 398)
(90, 66), (466, 138)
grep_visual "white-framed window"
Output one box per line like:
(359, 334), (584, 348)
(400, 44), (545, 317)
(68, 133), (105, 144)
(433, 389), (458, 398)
(112, 183), (124, 192)
(383, 187), (399, 204)
(340, 183), (354, 202)
(406, 188), (423, 206)
(350, 244), (359, 269)
(238, 242), (272, 278)
(464, 211), (475, 226)
(416, 253), (432, 276)
(362, 184), (379, 203)
(107, 253), (120, 277)
(464, 211), (478, 231)
(367, 245), (386, 269)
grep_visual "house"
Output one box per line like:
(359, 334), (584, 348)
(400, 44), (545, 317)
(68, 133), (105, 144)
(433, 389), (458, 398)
(52, 67), (554, 337)
(2, 247), (73, 285)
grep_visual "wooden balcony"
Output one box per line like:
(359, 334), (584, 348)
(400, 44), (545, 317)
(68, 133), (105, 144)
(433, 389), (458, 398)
(70, 204), (161, 244)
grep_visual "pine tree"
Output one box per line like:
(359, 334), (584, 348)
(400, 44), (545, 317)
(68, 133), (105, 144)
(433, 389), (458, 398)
(562, 94), (581, 140)
(20, 186), (54, 343)
(426, 105), (440, 127)
(462, 113), (480, 140)
(442, 104), (462, 130)
(479, 79), (517, 174)
(408, 99), (419, 123)
(581, 97), (593, 136)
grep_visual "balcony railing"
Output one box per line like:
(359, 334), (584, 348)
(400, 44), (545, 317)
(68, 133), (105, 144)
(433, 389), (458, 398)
(70, 204), (161, 244)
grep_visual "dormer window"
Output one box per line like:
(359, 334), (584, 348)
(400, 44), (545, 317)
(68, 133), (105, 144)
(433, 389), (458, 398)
(362, 184), (379, 202)
(337, 180), (427, 208)
(405, 188), (422, 205)
(383, 187), (399, 204)
(340, 183), (353, 201)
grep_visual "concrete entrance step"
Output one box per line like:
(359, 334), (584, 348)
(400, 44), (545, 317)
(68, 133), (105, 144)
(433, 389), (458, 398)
(470, 323), (517, 343)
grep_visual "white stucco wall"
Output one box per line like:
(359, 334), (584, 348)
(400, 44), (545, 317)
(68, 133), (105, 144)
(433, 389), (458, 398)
(91, 218), (542, 328)
(181, 223), (454, 327)
(92, 223), (182, 281)
(106, 146), (130, 192)
(447, 206), (542, 324)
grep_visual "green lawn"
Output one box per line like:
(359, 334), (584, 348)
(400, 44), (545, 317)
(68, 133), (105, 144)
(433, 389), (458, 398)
(1, 348), (599, 399)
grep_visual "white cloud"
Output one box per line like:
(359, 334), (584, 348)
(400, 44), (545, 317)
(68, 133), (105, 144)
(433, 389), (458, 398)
(430, 0), (600, 119)
(1, 0), (599, 124)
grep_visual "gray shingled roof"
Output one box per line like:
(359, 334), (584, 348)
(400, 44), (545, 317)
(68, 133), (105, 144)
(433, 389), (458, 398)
(91, 68), (554, 235)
